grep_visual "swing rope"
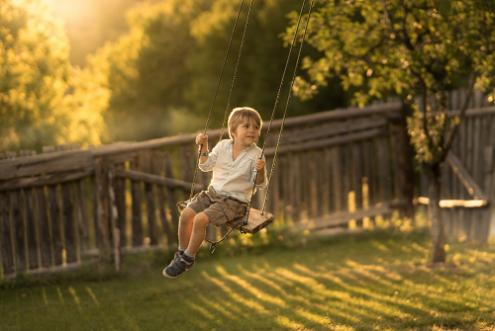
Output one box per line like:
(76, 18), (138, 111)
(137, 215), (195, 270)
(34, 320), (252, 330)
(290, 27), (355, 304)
(205, 0), (257, 253)
(261, 0), (315, 214)
(207, 0), (315, 253)
(188, 0), (251, 201)
(246, 0), (315, 220)
(217, 0), (256, 144)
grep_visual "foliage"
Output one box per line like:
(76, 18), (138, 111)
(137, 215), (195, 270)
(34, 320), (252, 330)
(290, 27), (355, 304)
(83, 0), (209, 142)
(185, 0), (348, 126)
(0, 0), (70, 151)
(0, 0), (110, 150)
(286, 0), (495, 166)
(82, 0), (349, 142)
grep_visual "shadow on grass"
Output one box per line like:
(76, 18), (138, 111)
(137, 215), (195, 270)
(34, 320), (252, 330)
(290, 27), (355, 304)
(2, 227), (495, 330)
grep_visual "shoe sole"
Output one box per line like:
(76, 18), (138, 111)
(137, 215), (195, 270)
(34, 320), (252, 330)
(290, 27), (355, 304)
(162, 268), (179, 279)
(162, 264), (194, 279)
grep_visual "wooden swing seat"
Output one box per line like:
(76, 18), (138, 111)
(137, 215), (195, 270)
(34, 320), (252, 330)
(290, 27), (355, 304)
(238, 208), (274, 234)
(177, 201), (274, 234)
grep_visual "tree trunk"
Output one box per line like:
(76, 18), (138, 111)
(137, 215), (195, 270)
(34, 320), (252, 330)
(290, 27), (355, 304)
(427, 163), (446, 264)
(395, 102), (416, 220)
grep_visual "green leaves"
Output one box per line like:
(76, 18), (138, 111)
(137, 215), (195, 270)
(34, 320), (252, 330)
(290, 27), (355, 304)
(0, 0), (71, 151)
(286, 0), (495, 166)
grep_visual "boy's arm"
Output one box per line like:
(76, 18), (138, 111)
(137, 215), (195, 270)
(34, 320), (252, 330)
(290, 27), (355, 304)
(255, 167), (265, 185)
(198, 142), (209, 164)
(198, 141), (220, 172)
(255, 156), (267, 188)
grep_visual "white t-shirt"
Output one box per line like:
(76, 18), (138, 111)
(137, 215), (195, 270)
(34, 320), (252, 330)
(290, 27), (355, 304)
(199, 139), (267, 203)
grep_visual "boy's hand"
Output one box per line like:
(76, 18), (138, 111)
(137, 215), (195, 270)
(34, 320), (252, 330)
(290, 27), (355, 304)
(255, 159), (265, 172)
(195, 133), (208, 146)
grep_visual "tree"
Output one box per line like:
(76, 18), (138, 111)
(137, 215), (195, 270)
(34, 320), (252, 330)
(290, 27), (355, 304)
(186, 0), (349, 127)
(83, 0), (210, 142)
(286, 0), (495, 263)
(0, 0), (71, 151)
(84, 0), (350, 142)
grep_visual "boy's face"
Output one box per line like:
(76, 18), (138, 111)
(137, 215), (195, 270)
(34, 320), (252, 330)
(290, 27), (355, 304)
(232, 117), (260, 147)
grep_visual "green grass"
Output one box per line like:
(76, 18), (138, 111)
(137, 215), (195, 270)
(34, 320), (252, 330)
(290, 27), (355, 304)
(1, 229), (494, 331)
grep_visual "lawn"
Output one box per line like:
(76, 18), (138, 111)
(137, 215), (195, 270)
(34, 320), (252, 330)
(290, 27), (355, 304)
(1, 229), (494, 331)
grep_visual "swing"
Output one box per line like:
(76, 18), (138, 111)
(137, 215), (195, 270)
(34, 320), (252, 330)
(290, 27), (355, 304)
(177, 201), (274, 234)
(178, 0), (315, 249)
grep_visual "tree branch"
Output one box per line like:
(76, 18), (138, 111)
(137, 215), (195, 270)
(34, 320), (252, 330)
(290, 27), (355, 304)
(441, 75), (476, 162)
(419, 78), (435, 156)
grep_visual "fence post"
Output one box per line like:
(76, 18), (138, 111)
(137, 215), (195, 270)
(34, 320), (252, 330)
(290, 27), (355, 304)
(108, 166), (121, 272)
(94, 158), (112, 262)
(485, 146), (495, 241)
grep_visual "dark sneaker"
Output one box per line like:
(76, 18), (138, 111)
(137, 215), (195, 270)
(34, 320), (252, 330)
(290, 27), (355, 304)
(167, 250), (183, 267)
(162, 254), (194, 278)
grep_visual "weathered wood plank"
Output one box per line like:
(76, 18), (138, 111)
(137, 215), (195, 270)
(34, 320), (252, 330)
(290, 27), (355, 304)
(9, 192), (22, 273)
(76, 180), (90, 252)
(142, 151), (158, 246)
(300, 203), (393, 231)
(114, 169), (203, 191)
(35, 187), (51, 268)
(107, 167), (121, 271)
(0, 150), (93, 181)
(23, 189), (38, 270)
(309, 152), (318, 219)
(71, 182), (83, 264)
(291, 153), (302, 221)
(447, 153), (487, 200)
(321, 149), (331, 217)
(0, 192), (14, 277)
(352, 143), (363, 227)
(113, 164), (127, 248)
(85, 103), (401, 158)
(280, 117), (387, 145)
(164, 155), (179, 241)
(264, 128), (385, 156)
(48, 186), (62, 266)
(130, 156), (143, 247)
(473, 116), (481, 183)
(331, 147), (342, 213)
(0, 169), (93, 191)
(62, 184), (76, 264)
(94, 159), (111, 259)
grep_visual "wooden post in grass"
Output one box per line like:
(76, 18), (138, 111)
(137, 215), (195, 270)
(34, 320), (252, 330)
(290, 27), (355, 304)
(108, 166), (121, 271)
(485, 146), (495, 241)
(94, 158), (111, 262)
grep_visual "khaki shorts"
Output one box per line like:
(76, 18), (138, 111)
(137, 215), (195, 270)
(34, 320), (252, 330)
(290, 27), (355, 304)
(186, 187), (248, 226)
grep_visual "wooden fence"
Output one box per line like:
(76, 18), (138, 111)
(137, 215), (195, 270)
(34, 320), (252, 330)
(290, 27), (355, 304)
(414, 89), (495, 243)
(0, 103), (407, 278)
(1, 95), (494, 279)
(417, 106), (495, 243)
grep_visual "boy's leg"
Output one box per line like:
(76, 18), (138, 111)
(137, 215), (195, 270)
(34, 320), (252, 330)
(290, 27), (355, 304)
(178, 207), (196, 251)
(185, 212), (210, 257)
(163, 212), (208, 278)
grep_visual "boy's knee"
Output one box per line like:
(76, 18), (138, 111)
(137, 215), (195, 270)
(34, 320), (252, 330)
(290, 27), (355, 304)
(193, 213), (209, 227)
(180, 208), (196, 223)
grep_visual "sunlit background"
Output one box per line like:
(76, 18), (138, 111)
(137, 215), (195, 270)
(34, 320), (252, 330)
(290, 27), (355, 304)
(0, 0), (346, 152)
(44, 0), (146, 66)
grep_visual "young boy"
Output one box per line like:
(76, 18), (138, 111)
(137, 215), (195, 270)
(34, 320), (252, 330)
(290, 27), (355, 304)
(163, 107), (267, 278)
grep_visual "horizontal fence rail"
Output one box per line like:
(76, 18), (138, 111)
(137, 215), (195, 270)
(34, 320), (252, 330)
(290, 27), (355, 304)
(1, 97), (494, 279)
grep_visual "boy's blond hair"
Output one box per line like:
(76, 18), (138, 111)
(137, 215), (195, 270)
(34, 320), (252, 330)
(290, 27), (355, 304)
(227, 107), (262, 139)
